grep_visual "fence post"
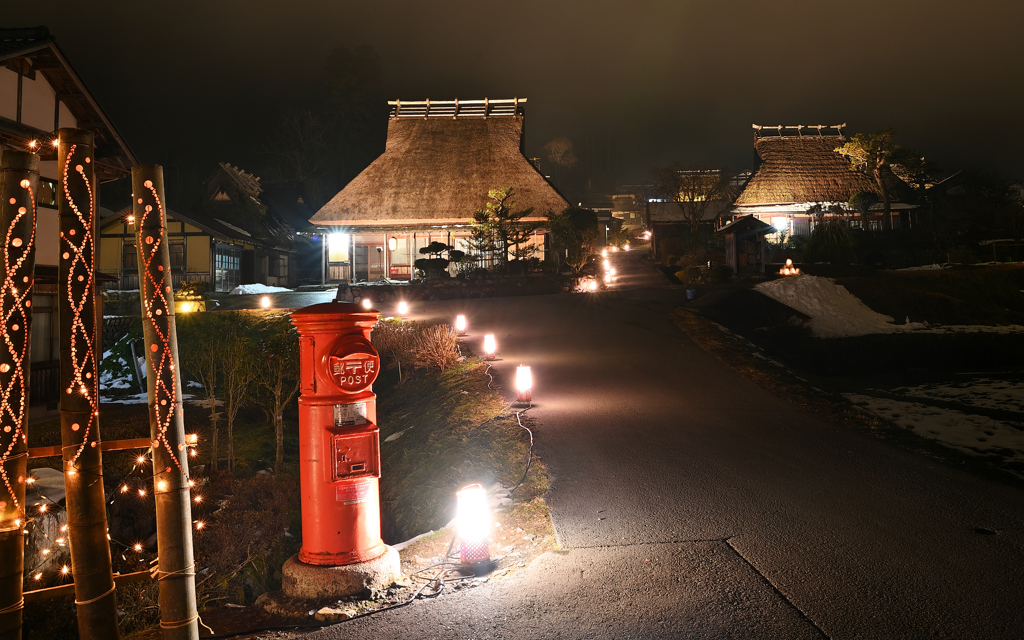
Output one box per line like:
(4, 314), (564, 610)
(133, 165), (198, 639)
(57, 128), (120, 640)
(0, 150), (39, 640)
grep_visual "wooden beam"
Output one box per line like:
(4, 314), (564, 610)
(28, 437), (152, 459)
(23, 570), (152, 602)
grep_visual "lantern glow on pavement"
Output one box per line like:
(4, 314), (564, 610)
(516, 364), (532, 403)
(483, 334), (496, 360)
(456, 314), (467, 335)
(457, 483), (491, 566)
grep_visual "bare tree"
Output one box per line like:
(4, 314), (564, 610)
(652, 164), (735, 232)
(221, 316), (259, 474)
(543, 137), (578, 189)
(177, 315), (223, 474)
(254, 317), (300, 475)
(258, 109), (334, 209)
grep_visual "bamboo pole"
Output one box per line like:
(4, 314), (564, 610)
(0, 150), (39, 640)
(57, 128), (120, 640)
(133, 165), (198, 640)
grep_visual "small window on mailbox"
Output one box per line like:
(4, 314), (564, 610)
(332, 430), (380, 480)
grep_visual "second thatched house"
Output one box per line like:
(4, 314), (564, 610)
(728, 124), (914, 236)
(310, 98), (569, 282)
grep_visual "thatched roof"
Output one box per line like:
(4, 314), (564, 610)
(734, 135), (906, 206)
(311, 102), (569, 228)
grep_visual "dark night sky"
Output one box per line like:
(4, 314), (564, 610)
(8, 1), (1024, 189)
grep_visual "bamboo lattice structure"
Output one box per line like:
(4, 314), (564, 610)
(133, 165), (198, 639)
(57, 128), (119, 639)
(0, 150), (39, 640)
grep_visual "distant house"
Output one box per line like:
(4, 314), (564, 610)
(98, 163), (310, 291)
(730, 124), (913, 235)
(310, 98), (569, 281)
(1, 26), (137, 407)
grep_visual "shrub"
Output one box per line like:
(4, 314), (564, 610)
(804, 220), (855, 264)
(177, 281), (207, 297)
(413, 324), (460, 370)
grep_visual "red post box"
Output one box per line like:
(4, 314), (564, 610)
(291, 302), (386, 566)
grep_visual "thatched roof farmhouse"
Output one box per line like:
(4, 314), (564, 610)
(731, 124), (913, 234)
(311, 98), (569, 282)
(311, 98), (568, 229)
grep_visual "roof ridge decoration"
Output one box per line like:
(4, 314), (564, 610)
(389, 97), (526, 119)
(752, 123), (846, 138)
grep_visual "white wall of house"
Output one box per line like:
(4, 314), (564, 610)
(0, 66), (78, 132)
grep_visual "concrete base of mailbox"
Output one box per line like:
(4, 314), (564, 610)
(281, 547), (401, 600)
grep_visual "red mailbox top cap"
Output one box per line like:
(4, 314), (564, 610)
(291, 301), (379, 328)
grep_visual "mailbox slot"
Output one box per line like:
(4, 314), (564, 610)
(331, 426), (380, 480)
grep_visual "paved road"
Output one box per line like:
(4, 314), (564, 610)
(309, 253), (1024, 639)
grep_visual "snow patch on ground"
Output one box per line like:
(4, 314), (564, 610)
(844, 392), (1024, 476)
(100, 391), (197, 405)
(755, 275), (1024, 338)
(228, 284), (292, 295)
(755, 275), (925, 337)
(883, 379), (1024, 414)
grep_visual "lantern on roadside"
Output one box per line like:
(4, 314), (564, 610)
(457, 483), (492, 569)
(456, 315), (467, 335)
(624, 243), (631, 251)
(483, 334), (496, 360)
(601, 249), (607, 257)
(361, 298), (372, 309)
(588, 280), (598, 291)
(612, 246), (619, 252)
(515, 365), (532, 403)
(397, 301), (408, 316)
(261, 296), (271, 309)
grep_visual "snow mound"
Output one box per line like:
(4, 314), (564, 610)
(228, 284), (292, 295)
(755, 275), (926, 338)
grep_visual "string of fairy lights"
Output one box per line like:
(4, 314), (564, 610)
(0, 173), (36, 523)
(23, 438), (202, 584)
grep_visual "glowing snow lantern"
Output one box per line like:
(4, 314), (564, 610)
(779, 258), (801, 277)
(612, 246), (619, 252)
(260, 296), (271, 309)
(483, 334), (496, 360)
(604, 273), (611, 284)
(515, 364), (532, 403)
(603, 259), (610, 270)
(398, 300), (408, 316)
(180, 302), (192, 313)
(609, 267), (616, 276)
(361, 298), (372, 309)
(601, 249), (608, 257)
(456, 483), (492, 568)
(588, 279), (598, 292)
(624, 243), (631, 251)
(456, 314), (467, 335)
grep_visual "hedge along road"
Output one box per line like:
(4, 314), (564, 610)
(308, 252), (1024, 639)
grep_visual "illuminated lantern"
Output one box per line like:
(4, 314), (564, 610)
(609, 267), (616, 276)
(601, 249), (607, 257)
(612, 246), (618, 252)
(604, 273), (611, 284)
(261, 296), (271, 309)
(456, 314), (467, 335)
(397, 301), (408, 316)
(483, 334), (496, 360)
(180, 302), (192, 313)
(624, 243), (631, 251)
(588, 280), (598, 292)
(515, 364), (532, 403)
(361, 298), (372, 309)
(456, 483), (492, 568)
